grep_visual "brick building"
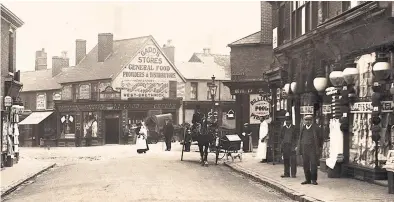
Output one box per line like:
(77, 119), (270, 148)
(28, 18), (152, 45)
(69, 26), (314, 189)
(224, 2), (273, 148)
(18, 49), (71, 147)
(267, 1), (394, 182)
(1, 4), (24, 167)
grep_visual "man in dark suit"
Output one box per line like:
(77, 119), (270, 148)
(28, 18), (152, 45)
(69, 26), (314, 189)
(296, 115), (323, 185)
(280, 115), (297, 178)
(163, 119), (174, 151)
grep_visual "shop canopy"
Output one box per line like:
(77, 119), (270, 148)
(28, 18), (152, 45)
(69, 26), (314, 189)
(18, 111), (53, 125)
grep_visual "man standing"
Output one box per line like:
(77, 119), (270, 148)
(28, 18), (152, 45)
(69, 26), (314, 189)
(256, 116), (270, 162)
(297, 115), (323, 185)
(280, 115), (297, 178)
(163, 119), (174, 151)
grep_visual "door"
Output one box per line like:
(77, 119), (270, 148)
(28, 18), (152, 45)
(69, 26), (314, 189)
(105, 118), (119, 144)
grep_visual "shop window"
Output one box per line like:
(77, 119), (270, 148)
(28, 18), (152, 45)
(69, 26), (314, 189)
(43, 117), (56, 139)
(73, 85), (79, 101)
(60, 114), (75, 139)
(128, 111), (146, 125)
(91, 83), (98, 101)
(47, 93), (54, 109)
(82, 112), (99, 138)
(78, 83), (91, 100)
(190, 82), (198, 100)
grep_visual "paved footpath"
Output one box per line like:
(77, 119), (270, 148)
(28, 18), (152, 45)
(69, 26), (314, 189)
(224, 153), (394, 202)
(1, 158), (56, 197)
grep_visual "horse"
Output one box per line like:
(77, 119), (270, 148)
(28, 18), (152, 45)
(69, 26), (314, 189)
(192, 118), (214, 166)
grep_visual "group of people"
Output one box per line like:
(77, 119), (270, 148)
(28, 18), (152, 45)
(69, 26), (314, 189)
(254, 113), (323, 185)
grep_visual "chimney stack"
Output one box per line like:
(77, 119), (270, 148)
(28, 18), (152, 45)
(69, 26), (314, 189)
(203, 48), (211, 55)
(162, 39), (175, 64)
(52, 52), (69, 77)
(75, 39), (86, 65)
(35, 48), (47, 70)
(260, 2), (272, 44)
(98, 33), (113, 62)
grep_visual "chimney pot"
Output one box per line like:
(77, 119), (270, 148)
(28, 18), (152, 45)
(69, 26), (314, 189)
(203, 48), (211, 55)
(98, 33), (114, 62)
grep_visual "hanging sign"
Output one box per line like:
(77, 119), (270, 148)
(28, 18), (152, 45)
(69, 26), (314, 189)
(300, 106), (314, 115)
(36, 93), (47, 110)
(4, 96), (12, 107)
(226, 109), (235, 120)
(350, 101), (393, 113)
(272, 27), (278, 49)
(53, 93), (61, 101)
(249, 94), (270, 124)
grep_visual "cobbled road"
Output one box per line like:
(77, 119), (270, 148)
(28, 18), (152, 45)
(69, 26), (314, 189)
(3, 143), (294, 202)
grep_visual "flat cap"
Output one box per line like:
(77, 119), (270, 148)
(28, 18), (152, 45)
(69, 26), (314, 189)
(304, 115), (313, 120)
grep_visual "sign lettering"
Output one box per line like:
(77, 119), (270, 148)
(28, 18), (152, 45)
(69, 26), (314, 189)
(350, 101), (393, 113)
(36, 93), (47, 110)
(79, 84), (91, 100)
(250, 94), (270, 124)
(300, 106), (314, 115)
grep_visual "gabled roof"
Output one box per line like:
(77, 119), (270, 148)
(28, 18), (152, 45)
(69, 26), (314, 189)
(1, 4), (24, 28)
(176, 61), (230, 81)
(56, 36), (149, 84)
(20, 68), (73, 92)
(189, 53), (230, 68)
(228, 31), (262, 47)
(56, 35), (186, 84)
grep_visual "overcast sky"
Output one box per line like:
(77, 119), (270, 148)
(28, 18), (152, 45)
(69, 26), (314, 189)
(3, 1), (260, 72)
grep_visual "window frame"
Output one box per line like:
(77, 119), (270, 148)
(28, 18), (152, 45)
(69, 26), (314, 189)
(190, 82), (198, 100)
(8, 29), (14, 73)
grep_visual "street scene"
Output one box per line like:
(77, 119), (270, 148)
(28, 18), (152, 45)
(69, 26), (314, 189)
(2, 1), (394, 202)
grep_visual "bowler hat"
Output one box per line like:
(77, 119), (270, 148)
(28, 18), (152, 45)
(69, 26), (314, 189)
(304, 115), (313, 120)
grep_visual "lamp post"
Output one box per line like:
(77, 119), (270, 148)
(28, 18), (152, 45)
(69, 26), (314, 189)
(370, 51), (392, 168)
(208, 75), (218, 127)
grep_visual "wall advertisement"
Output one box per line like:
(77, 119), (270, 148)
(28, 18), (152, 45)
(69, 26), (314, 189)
(36, 93), (47, 110)
(113, 40), (182, 100)
(249, 94), (270, 124)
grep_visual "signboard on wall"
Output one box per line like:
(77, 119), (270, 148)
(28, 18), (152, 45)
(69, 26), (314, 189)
(113, 40), (182, 100)
(350, 101), (393, 113)
(322, 104), (332, 114)
(249, 94), (270, 124)
(36, 93), (47, 110)
(79, 84), (91, 100)
(300, 106), (314, 115)
(272, 27), (278, 49)
(61, 85), (72, 100)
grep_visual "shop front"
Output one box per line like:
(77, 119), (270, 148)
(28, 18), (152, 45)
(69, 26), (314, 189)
(55, 99), (181, 146)
(18, 111), (56, 147)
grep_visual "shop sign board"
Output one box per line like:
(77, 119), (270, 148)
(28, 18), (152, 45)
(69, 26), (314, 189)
(61, 85), (72, 100)
(300, 106), (314, 115)
(249, 94), (270, 124)
(4, 96), (12, 107)
(79, 84), (91, 100)
(322, 104), (332, 114)
(36, 93), (46, 110)
(350, 101), (393, 113)
(272, 27), (278, 49)
(56, 103), (179, 112)
(53, 93), (61, 101)
(112, 40), (184, 100)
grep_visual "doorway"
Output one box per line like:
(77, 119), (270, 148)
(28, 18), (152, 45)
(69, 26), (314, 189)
(105, 118), (119, 144)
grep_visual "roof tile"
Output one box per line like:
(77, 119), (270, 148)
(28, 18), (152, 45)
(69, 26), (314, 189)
(229, 31), (261, 46)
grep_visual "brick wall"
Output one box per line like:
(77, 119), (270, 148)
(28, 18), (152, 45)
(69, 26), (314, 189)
(230, 45), (272, 80)
(261, 1), (272, 44)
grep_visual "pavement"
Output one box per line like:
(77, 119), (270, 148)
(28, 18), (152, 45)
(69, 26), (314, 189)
(224, 153), (394, 202)
(1, 158), (56, 197)
(2, 143), (294, 202)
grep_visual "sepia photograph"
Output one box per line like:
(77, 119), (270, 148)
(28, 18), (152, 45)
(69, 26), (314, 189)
(1, 1), (394, 201)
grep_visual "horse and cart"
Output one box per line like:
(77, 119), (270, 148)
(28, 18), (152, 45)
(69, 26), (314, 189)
(180, 117), (243, 166)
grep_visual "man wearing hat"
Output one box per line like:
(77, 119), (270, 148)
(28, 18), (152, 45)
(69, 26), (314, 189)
(297, 115), (323, 185)
(280, 113), (297, 178)
(163, 118), (174, 151)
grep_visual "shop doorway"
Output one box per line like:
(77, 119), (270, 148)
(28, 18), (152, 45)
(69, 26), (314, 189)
(105, 118), (119, 144)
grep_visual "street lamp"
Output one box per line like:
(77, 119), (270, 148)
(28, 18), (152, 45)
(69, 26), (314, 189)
(208, 75), (218, 123)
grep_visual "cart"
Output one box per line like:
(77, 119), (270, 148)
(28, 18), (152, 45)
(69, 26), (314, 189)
(180, 124), (243, 165)
(144, 113), (173, 144)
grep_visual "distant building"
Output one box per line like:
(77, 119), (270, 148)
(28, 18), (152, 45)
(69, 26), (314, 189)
(19, 51), (71, 147)
(177, 49), (235, 130)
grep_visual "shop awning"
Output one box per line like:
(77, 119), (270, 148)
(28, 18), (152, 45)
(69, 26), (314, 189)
(18, 111), (53, 125)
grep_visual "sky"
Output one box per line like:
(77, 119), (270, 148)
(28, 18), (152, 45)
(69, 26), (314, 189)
(3, 1), (261, 72)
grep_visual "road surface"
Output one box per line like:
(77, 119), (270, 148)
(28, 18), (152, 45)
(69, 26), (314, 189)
(3, 144), (294, 202)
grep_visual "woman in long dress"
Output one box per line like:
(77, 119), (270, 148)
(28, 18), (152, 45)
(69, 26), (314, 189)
(256, 116), (270, 162)
(136, 122), (149, 154)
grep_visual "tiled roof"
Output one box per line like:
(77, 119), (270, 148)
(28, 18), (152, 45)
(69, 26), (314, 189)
(176, 61), (230, 81)
(228, 31), (261, 46)
(20, 68), (73, 92)
(192, 53), (230, 68)
(56, 36), (150, 84)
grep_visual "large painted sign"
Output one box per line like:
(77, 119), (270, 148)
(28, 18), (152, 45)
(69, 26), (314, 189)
(113, 40), (183, 100)
(249, 94), (271, 124)
(36, 93), (47, 110)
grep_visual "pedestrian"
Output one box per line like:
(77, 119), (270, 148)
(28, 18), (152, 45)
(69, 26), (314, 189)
(241, 123), (253, 152)
(296, 115), (323, 185)
(280, 114), (297, 178)
(163, 118), (174, 151)
(256, 116), (270, 163)
(184, 123), (192, 152)
(136, 122), (149, 154)
(123, 125), (130, 145)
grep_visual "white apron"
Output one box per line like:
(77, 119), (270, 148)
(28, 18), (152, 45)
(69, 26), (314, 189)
(136, 124), (148, 150)
(256, 121), (268, 160)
